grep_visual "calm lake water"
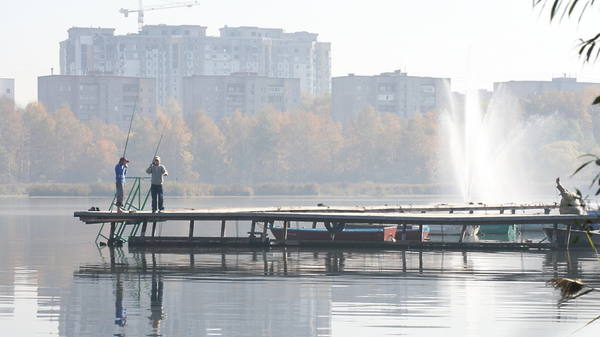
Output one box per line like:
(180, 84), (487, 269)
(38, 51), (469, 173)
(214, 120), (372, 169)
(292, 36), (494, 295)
(1, 196), (600, 337)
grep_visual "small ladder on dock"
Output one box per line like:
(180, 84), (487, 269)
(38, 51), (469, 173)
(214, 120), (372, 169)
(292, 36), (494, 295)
(95, 177), (151, 246)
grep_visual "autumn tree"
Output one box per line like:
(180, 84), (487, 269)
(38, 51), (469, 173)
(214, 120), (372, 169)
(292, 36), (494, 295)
(186, 110), (226, 183)
(0, 98), (26, 182)
(220, 110), (258, 184)
(22, 103), (56, 182)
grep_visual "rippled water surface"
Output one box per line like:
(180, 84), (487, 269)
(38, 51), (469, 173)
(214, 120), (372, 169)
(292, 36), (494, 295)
(1, 197), (600, 337)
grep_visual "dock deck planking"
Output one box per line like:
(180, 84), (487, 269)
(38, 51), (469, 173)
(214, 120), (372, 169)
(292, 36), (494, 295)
(74, 209), (598, 226)
(73, 203), (587, 250)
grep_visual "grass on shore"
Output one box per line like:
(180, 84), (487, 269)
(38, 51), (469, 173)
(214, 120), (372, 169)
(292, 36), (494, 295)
(2, 182), (450, 197)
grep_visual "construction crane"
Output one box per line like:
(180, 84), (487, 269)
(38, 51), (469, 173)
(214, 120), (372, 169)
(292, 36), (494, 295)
(120, 0), (200, 32)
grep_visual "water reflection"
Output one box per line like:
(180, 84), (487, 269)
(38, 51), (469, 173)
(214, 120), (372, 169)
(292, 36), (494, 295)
(64, 247), (600, 337)
(149, 272), (164, 336)
(0, 268), (60, 336)
(5, 197), (600, 337)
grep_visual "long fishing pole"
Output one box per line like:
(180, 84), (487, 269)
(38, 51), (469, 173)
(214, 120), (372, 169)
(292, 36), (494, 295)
(151, 118), (169, 158)
(122, 99), (138, 158)
(153, 132), (164, 158)
(147, 123), (168, 186)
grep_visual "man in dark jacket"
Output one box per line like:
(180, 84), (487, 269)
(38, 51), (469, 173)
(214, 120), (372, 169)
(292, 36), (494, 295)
(146, 156), (168, 213)
(115, 157), (129, 213)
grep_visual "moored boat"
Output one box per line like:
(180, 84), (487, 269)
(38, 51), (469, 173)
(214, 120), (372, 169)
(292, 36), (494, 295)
(543, 226), (600, 247)
(394, 225), (430, 241)
(269, 225), (397, 242)
(345, 223), (430, 241)
(428, 224), (480, 236)
(479, 224), (519, 236)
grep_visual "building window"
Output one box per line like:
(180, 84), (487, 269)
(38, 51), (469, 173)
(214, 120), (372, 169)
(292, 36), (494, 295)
(123, 83), (139, 92)
(268, 86), (283, 94)
(421, 85), (435, 93)
(227, 84), (244, 92)
(422, 97), (436, 106)
(377, 94), (395, 101)
(378, 84), (395, 92)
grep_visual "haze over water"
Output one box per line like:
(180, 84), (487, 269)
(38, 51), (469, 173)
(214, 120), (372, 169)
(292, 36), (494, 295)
(2, 197), (600, 337)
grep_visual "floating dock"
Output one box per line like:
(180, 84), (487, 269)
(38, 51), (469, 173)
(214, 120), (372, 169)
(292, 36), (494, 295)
(73, 202), (600, 250)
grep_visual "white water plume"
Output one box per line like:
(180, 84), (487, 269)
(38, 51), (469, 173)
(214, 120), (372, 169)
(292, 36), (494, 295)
(439, 86), (568, 203)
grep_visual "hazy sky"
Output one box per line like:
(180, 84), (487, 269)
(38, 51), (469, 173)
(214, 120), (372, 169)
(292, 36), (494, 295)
(2, 0), (600, 105)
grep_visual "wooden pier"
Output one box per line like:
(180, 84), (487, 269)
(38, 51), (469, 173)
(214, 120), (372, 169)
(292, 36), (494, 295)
(260, 203), (559, 214)
(73, 202), (600, 251)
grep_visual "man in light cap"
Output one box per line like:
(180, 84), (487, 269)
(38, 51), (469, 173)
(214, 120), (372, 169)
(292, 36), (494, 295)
(146, 156), (168, 213)
(115, 157), (129, 213)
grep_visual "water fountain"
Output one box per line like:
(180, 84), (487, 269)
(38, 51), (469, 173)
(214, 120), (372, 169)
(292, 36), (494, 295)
(440, 85), (550, 204)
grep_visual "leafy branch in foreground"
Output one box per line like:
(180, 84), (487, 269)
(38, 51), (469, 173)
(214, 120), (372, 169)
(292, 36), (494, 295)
(536, 1), (600, 332)
(547, 276), (600, 335)
(547, 277), (595, 299)
(571, 154), (600, 194)
(534, 0), (600, 104)
(553, 159), (600, 331)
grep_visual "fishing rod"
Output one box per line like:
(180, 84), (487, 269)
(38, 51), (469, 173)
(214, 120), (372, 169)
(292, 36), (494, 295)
(122, 99), (138, 158)
(152, 121), (168, 159)
(153, 132), (164, 158)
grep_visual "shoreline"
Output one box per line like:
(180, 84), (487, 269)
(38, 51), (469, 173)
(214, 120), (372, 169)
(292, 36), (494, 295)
(0, 181), (569, 202)
(0, 182), (451, 198)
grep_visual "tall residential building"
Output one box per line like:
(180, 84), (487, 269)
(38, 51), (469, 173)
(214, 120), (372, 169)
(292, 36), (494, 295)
(182, 73), (301, 119)
(493, 77), (600, 98)
(0, 78), (15, 100)
(59, 25), (331, 106)
(332, 70), (450, 122)
(38, 75), (156, 128)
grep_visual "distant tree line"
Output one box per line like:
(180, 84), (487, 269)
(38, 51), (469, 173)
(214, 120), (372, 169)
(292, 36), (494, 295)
(0, 97), (438, 184)
(0, 91), (599, 187)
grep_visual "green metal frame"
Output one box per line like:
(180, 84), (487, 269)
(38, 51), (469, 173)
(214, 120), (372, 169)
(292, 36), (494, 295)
(95, 177), (151, 245)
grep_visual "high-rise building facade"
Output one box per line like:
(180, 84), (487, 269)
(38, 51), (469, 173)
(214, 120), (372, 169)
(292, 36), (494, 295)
(60, 25), (330, 106)
(38, 75), (156, 128)
(0, 78), (15, 100)
(332, 70), (450, 122)
(182, 73), (301, 119)
(493, 77), (600, 98)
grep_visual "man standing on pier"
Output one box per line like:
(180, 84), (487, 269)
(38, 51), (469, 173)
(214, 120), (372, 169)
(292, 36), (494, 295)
(147, 156), (168, 213)
(115, 157), (129, 213)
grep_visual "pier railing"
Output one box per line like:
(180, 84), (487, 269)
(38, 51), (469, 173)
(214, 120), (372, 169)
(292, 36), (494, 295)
(96, 177), (151, 246)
